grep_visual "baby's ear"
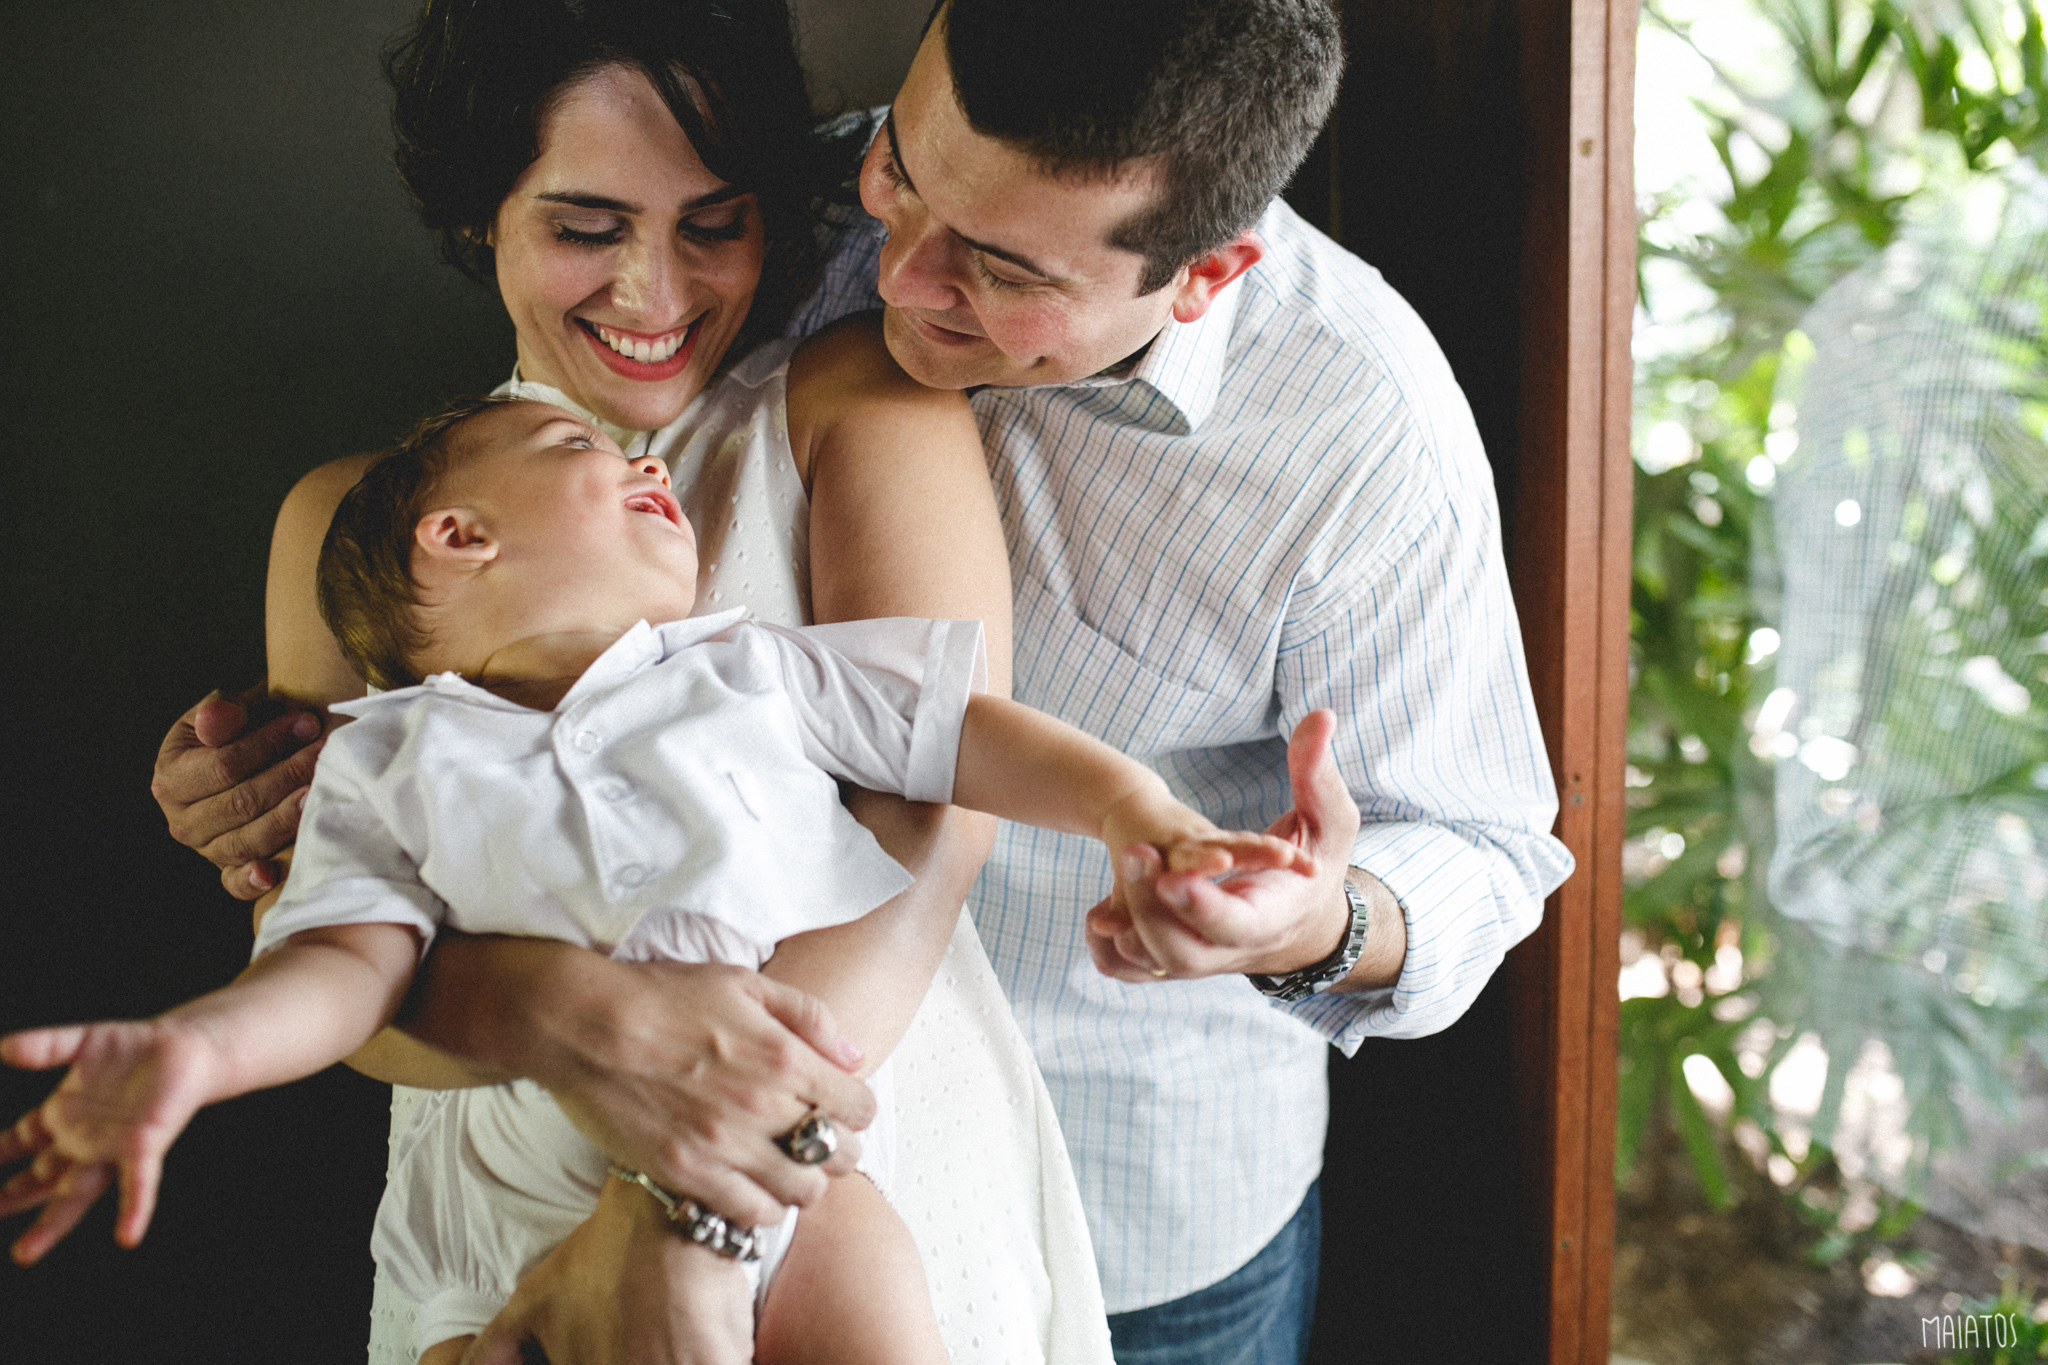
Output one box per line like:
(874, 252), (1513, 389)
(415, 507), (497, 565)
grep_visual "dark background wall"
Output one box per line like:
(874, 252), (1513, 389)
(0, 2), (1540, 1359)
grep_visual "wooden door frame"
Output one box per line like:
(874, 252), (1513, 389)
(1507, 0), (1636, 1359)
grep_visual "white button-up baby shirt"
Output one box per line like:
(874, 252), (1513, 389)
(255, 610), (987, 966)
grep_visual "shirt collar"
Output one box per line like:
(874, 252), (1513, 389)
(1069, 273), (1243, 433)
(336, 610), (754, 717)
(561, 609), (752, 703)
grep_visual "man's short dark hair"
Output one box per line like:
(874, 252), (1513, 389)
(318, 396), (513, 692)
(941, 0), (1342, 294)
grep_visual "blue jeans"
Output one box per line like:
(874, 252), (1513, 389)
(1105, 1180), (1321, 1365)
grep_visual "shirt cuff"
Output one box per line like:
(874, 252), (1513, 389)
(903, 618), (988, 803)
(1277, 819), (1560, 1054)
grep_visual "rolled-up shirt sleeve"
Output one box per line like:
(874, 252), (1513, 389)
(1270, 433), (1574, 1052)
(761, 617), (987, 804)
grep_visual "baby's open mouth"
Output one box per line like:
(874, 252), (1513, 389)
(623, 487), (683, 527)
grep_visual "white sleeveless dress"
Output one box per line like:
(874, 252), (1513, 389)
(364, 338), (1113, 1365)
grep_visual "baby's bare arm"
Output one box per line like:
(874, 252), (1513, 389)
(952, 695), (1315, 872)
(0, 921), (418, 1261)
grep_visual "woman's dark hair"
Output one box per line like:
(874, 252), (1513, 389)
(386, 0), (830, 358)
(318, 395), (514, 691)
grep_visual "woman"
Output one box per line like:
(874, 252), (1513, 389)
(150, 1), (1111, 1361)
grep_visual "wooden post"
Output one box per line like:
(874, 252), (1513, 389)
(1301, 2), (1633, 1359)
(1507, 1), (1635, 1360)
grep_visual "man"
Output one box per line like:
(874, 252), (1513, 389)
(154, 2), (1570, 1360)
(801, 7), (1571, 1355)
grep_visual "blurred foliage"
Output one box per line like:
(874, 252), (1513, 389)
(1938, 1275), (2048, 1361)
(1626, 0), (2048, 1211)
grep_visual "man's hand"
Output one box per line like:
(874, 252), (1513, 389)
(460, 1174), (754, 1365)
(404, 940), (876, 1228)
(152, 690), (326, 900)
(1086, 709), (1362, 981)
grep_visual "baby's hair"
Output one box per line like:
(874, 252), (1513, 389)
(318, 394), (515, 690)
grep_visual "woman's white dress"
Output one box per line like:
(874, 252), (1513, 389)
(363, 339), (1113, 1365)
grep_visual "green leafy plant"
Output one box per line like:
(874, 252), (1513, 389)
(1626, 0), (2048, 1208)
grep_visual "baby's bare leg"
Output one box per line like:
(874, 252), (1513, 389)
(756, 1173), (947, 1365)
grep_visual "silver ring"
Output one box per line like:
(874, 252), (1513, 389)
(776, 1110), (839, 1166)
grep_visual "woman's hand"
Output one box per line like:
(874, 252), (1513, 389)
(156, 451), (379, 903)
(396, 937), (875, 1228)
(151, 689), (326, 900)
(459, 1174), (754, 1365)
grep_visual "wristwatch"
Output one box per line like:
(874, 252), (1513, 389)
(1246, 874), (1371, 1002)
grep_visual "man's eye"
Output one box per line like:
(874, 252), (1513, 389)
(973, 254), (1030, 292)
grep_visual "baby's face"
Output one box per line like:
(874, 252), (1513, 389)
(431, 401), (699, 637)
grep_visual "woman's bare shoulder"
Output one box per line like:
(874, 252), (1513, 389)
(267, 450), (386, 706)
(275, 450), (384, 537)
(788, 314), (967, 413)
(784, 316), (974, 485)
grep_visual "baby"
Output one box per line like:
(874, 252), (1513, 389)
(0, 397), (1315, 1364)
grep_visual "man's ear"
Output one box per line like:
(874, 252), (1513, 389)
(1167, 230), (1264, 325)
(415, 507), (498, 567)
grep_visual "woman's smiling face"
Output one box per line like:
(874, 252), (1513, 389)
(489, 63), (766, 434)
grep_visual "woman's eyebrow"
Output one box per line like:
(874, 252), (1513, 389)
(533, 186), (748, 214)
(535, 191), (637, 212)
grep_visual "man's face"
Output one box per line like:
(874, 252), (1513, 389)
(859, 26), (1183, 389)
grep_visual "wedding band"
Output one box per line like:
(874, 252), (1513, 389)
(776, 1110), (839, 1165)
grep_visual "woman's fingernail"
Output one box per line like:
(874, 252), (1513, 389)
(1159, 882), (1190, 910)
(1120, 853), (1145, 881)
(291, 714), (321, 742)
(247, 865), (273, 891)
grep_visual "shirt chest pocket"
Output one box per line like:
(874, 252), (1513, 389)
(1015, 598), (1263, 757)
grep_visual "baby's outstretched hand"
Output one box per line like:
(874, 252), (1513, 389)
(1153, 829), (1316, 881)
(1089, 710), (1356, 982)
(1098, 791), (1319, 933)
(0, 1019), (220, 1264)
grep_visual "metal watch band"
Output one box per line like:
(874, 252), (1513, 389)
(1246, 874), (1372, 1002)
(608, 1165), (762, 1262)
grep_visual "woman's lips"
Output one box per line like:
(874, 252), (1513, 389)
(577, 316), (699, 381)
